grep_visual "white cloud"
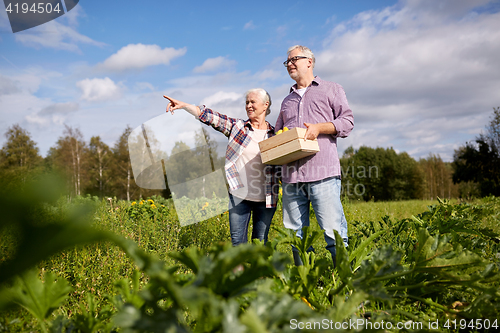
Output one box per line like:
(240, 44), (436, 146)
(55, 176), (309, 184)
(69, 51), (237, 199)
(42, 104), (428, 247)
(24, 112), (50, 127)
(23, 102), (79, 128)
(134, 82), (156, 92)
(276, 25), (287, 36)
(253, 69), (283, 81)
(0, 69), (64, 131)
(198, 91), (244, 118)
(63, 2), (85, 28)
(76, 77), (122, 102)
(402, 0), (492, 22)
(0, 75), (21, 95)
(14, 17), (104, 52)
(193, 56), (236, 73)
(98, 44), (187, 72)
(244, 20), (255, 30)
(313, 0), (500, 159)
(317, 1), (500, 117)
(200, 91), (242, 107)
(1, 93), (49, 125)
(39, 102), (79, 115)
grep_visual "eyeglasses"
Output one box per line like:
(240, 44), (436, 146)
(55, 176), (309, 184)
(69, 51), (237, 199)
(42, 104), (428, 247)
(283, 56), (308, 67)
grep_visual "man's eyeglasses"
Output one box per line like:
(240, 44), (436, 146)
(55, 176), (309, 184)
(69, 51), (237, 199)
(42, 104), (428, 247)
(283, 56), (308, 67)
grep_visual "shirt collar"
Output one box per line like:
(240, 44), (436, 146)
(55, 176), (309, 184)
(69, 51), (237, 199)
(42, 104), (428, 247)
(244, 120), (275, 133)
(289, 76), (321, 93)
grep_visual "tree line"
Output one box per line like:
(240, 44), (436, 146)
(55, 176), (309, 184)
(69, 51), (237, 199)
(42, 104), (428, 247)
(340, 146), (459, 201)
(1, 124), (150, 200)
(1, 107), (498, 201)
(340, 107), (499, 201)
(0, 124), (225, 201)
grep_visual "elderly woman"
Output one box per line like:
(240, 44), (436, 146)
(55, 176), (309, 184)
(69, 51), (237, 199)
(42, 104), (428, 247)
(164, 89), (279, 246)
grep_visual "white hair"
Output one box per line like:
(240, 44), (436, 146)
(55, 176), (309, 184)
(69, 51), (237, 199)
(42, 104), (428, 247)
(287, 45), (315, 68)
(245, 88), (272, 116)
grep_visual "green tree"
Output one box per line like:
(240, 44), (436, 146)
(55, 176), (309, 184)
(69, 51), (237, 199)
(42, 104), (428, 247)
(453, 139), (500, 197)
(0, 124), (43, 187)
(86, 136), (112, 198)
(340, 146), (424, 201)
(453, 107), (500, 197)
(111, 126), (136, 201)
(47, 125), (87, 197)
(482, 106), (500, 153)
(396, 151), (424, 200)
(341, 146), (382, 200)
(419, 154), (458, 200)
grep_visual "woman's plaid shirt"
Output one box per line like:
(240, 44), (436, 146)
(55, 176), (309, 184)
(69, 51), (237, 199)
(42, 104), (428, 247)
(198, 106), (280, 208)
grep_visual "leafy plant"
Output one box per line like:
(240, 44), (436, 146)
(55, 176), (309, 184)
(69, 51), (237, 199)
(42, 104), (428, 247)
(0, 270), (72, 333)
(1, 174), (499, 332)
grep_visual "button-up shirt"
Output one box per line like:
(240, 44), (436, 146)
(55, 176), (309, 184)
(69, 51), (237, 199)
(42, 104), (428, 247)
(275, 76), (354, 183)
(198, 106), (279, 208)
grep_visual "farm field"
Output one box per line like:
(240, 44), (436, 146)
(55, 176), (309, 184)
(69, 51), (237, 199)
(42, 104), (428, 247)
(1, 180), (499, 332)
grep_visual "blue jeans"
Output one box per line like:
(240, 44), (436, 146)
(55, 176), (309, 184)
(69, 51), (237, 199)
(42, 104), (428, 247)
(228, 193), (276, 246)
(282, 176), (348, 265)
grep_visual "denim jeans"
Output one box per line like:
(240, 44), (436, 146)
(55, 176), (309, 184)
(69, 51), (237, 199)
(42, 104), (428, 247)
(282, 176), (348, 265)
(228, 193), (276, 246)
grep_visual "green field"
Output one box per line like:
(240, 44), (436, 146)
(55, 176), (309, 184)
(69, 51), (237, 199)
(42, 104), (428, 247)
(1, 181), (499, 332)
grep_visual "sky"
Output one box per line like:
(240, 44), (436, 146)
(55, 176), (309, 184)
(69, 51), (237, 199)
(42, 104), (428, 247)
(1, 0), (500, 162)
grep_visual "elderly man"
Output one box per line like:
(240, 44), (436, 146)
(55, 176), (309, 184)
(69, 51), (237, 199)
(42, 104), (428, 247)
(275, 45), (354, 266)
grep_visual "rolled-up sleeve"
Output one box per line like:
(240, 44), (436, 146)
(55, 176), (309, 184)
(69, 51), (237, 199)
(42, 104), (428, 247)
(198, 105), (236, 137)
(331, 84), (354, 138)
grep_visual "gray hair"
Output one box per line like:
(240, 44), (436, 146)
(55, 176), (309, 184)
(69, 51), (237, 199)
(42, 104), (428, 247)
(245, 88), (272, 116)
(287, 45), (315, 68)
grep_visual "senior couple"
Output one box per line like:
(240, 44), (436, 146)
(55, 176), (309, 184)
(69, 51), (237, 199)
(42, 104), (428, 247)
(164, 45), (354, 265)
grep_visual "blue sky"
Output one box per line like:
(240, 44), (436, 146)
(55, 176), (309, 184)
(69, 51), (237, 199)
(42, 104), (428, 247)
(1, 0), (500, 161)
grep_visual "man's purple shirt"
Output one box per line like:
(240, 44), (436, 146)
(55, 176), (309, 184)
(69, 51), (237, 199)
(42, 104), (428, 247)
(275, 76), (354, 183)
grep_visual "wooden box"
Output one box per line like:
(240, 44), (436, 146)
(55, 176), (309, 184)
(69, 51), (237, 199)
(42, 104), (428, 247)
(259, 127), (320, 165)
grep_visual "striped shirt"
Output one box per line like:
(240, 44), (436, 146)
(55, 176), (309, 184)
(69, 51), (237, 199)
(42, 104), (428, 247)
(275, 76), (354, 183)
(198, 106), (280, 208)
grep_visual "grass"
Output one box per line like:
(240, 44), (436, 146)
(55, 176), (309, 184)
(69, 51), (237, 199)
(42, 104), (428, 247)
(344, 198), (444, 223)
